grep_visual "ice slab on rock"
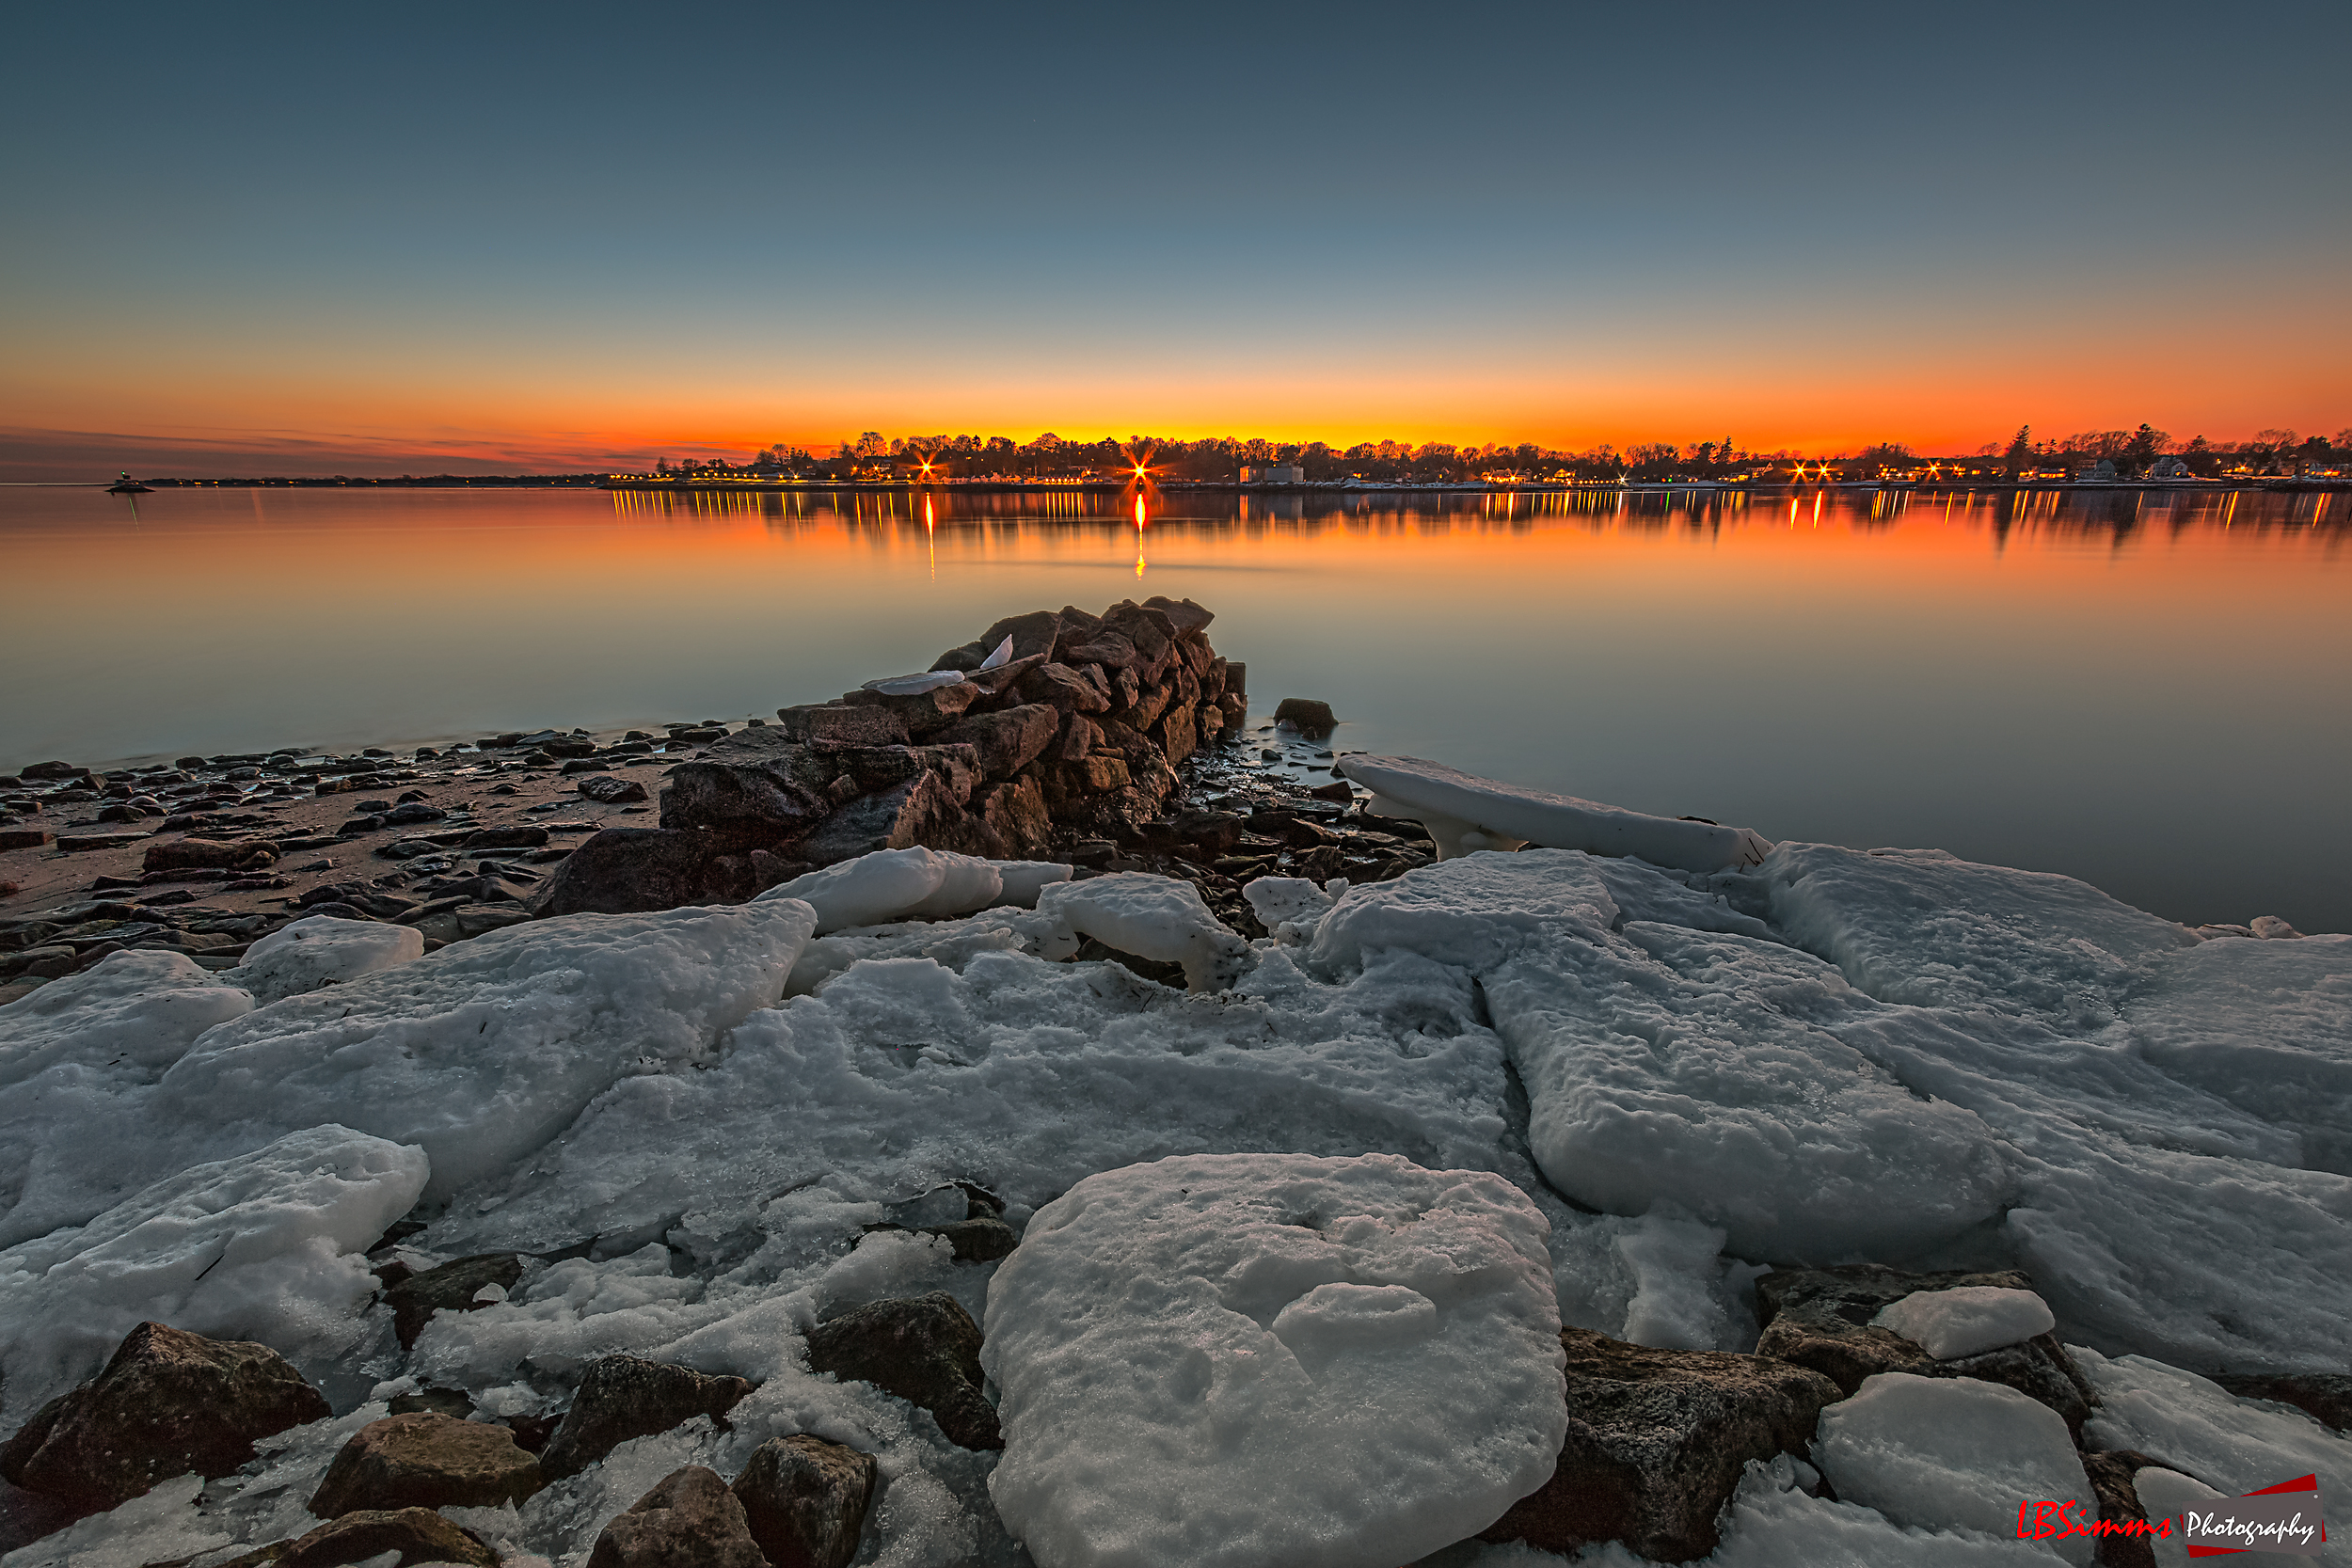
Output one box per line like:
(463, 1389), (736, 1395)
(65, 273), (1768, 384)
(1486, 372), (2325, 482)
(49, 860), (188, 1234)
(980, 1152), (1566, 1568)
(2120, 932), (2352, 1175)
(158, 901), (815, 1202)
(225, 914), (425, 1005)
(1812, 1372), (2095, 1565)
(1765, 843), (2198, 1026)
(0, 949), (251, 1087)
(2075, 1348), (2352, 1521)
(1871, 1287), (2056, 1360)
(1335, 753), (1772, 872)
(0, 1124), (427, 1422)
(1036, 872), (1250, 991)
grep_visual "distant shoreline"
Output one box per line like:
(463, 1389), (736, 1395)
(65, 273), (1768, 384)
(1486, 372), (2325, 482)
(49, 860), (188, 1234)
(28, 476), (2344, 495)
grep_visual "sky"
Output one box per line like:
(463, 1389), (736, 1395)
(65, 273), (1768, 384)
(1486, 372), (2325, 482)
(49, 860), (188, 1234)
(4, 1), (2347, 478)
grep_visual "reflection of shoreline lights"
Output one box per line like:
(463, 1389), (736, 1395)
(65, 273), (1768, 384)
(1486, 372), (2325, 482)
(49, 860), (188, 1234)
(1135, 493), (1147, 578)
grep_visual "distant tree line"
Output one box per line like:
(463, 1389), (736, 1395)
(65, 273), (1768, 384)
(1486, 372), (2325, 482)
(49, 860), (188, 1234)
(641, 423), (2351, 483)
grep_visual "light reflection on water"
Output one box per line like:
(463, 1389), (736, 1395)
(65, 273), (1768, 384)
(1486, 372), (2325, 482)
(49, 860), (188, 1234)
(2, 483), (2344, 930)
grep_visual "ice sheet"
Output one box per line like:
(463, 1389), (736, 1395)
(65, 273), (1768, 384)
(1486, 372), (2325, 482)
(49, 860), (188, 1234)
(226, 914), (425, 1005)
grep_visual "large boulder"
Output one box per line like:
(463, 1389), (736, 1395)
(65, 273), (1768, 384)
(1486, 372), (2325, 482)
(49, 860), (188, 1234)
(309, 1412), (543, 1516)
(660, 730), (835, 843)
(934, 704), (1059, 780)
(589, 1465), (767, 1568)
(803, 1292), (1001, 1450)
(1015, 661), (1112, 715)
(732, 1434), (878, 1568)
(539, 1355), (756, 1480)
(772, 704), (912, 747)
(1478, 1328), (1840, 1563)
(800, 770), (969, 866)
(530, 828), (728, 916)
(0, 1322), (329, 1517)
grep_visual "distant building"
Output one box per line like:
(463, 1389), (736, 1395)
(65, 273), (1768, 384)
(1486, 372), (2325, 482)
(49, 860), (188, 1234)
(2146, 455), (2191, 479)
(2073, 458), (2118, 482)
(1240, 463), (1304, 484)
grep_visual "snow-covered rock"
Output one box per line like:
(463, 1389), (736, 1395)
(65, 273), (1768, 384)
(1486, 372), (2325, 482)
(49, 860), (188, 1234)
(1871, 1287), (2057, 1360)
(0, 949), (251, 1088)
(1035, 872), (1250, 991)
(0, 1125), (427, 1422)
(225, 914), (425, 1005)
(1811, 1372), (2095, 1564)
(979, 1152), (1566, 1568)
(159, 901), (816, 1202)
(1335, 753), (1773, 871)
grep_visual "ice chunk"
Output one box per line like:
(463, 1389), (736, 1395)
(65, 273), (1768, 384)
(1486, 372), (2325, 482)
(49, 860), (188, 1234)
(1036, 873), (1250, 991)
(159, 901), (815, 1202)
(1765, 843), (2198, 1026)
(993, 860), (1073, 910)
(0, 948), (251, 1087)
(1812, 1372), (2095, 1565)
(980, 1152), (1566, 1568)
(1614, 1207), (1735, 1352)
(1242, 877), (1335, 943)
(906, 852), (1007, 921)
(0, 1474), (230, 1568)
(2121, 933), (2352, 1174)
(1871, 1287), (2056, 1359)
(2075, 1348), (2352, 1514)
(1306, 849), (1619, 976)
(1488, 921), (2013, 1259)
(225, 914), (425, 1004)
(862, 669), (970, 695)
(1335, 753), (1772, 872)
(0, 1125), (427, 1422)
(758, 847), (1054, 932)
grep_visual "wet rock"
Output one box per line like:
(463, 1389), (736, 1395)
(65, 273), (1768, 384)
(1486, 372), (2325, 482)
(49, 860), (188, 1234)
(562, 758), (613, 774)
(1479, 1327), (1840, 1563)
(579, 775), (651, 804)
(2211, 1372), (2352, 1432)
(588, 1465), (766, 1568)
(1273, 697), (1337, 736)
(383, 1253), (524, 1350)
(144, 837), (277, 872)
(799, 770), (969, 866)
(0, 1322), (330, 1518)
(540, 1355), (756, 1481)
(463, 825), (550, 849)
(531, 828), (726, 916)
(934, 704), (1060, 780)
(279, 1506), (499, 1568)
(308, 1413), (543, 1516)
(803, 1291), (1002, 1449)
(1307, 780), (1356, 801)
(294, 884), (418, 920)
(732, 1434), (878, 1568)
(382, 802), (445, 825)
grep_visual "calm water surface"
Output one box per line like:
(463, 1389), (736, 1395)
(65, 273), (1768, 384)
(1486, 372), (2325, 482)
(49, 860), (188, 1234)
(4, 483), (2346, 932)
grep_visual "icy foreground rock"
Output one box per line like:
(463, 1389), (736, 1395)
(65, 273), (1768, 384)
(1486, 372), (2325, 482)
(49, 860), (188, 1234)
(979, 1153), (1567, 1568)
(0, 1126), (426, 1421)
(160, 900), (817, 1201)
(225, 914), (426, 1005)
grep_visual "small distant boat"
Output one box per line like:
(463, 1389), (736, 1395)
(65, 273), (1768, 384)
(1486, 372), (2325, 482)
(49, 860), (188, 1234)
(106, 472), (151, 494)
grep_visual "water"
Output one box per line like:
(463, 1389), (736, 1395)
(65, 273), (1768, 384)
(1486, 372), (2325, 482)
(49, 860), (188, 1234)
(3, 483), (2346, 931)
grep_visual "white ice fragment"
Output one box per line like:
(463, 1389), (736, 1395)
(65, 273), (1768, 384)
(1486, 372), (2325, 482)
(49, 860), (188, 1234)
(980, 1152), (1566, 1568)
(1242, 877), (1334, 944)
(992, 861), (1074, 910)
(0, 949), (251, 1087)
(2127, 1468), (2228, 1567)
(862, 670), (972, 695)
(0, 1125), (427, 1422)
(1614, 1207), (1733, 1352)
(905, 853), (1006, 921)
(1764, 842), (2198, 1024)
(226, 914), (425, 1005)
(1035, 873), (1250, 991)
(1335, 753), (1772, 872)
(1812, 1372), (2095, 1565)
(158, 901), (815, 1202)
(761, 847), (1052, 931)
(1871, 1286), (2055, 1360)
(978, 634), (1015, 671)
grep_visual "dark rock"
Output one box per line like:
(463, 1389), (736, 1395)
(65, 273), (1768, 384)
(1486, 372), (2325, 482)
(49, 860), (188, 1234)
(464, 825), (550, 850)
(803, 1292), (1001, 1450)
(1140, 594), (1214, 635)
(383, 1253), (524, 1350)
(1479, 1327), (1840, 1563)
(308, 1413), (543, 1516)
(579, 775), (651, 804)
(799, 770), (969, 866)
(1753, 1264), (2096, 1436)
(2211, 1372), (2352, 1432)
(588, 1465), (765, 1568)
(929, 1217), (1019, 1260)
(382, 802), (445, 825)
(56, 832), (157, 853)
(0, 829), (53, 850)
(18, 762), (82, 781)
(144, 837), (276, 872)
(934, 704), (1060, 780)
(1017, 662), (1112, 716)
(1061, 628), (1138, 671)
(388, 1387), (473, 1419)
(933, 609), (1064, 672)
(563, 758), (613, 774)
(1273, 697), (1337, 736)
(0, 1478), (78, 1557)
(296, 884), (419, 920)
(2079, 1450), (2169, 1568)
(732, 1434), (878, 1568)
(842, 681), (980, 736)
(1100, 600), (1180, 682)
(660, 731), (835, 841)
(543, 736), (598, 758)
(278, 1506), (498, 1568)
(0, 1322), (330, 1517)
(962, 651), (1049, 700)
(531, 829), (726, 917)
(539, 1355), (755, 1481)
(773, 703), (913, 747)
(1307, 780), (1355, 802)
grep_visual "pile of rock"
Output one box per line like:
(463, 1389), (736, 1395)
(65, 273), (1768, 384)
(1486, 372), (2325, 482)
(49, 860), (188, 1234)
(536, 597), (1245, 915)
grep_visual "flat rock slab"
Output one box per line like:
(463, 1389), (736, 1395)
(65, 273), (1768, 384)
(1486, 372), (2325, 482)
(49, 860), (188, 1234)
(979, 1152), (1567, 1568)
(589, 1464), (767, 1568)
(539, 1354), (755, 1479)
(0, 1321), (329, 1517)
(309, 1412), (543, 1517)
(1479, 1328), (1839, 1563)
(733, 1433), (878, 1568)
